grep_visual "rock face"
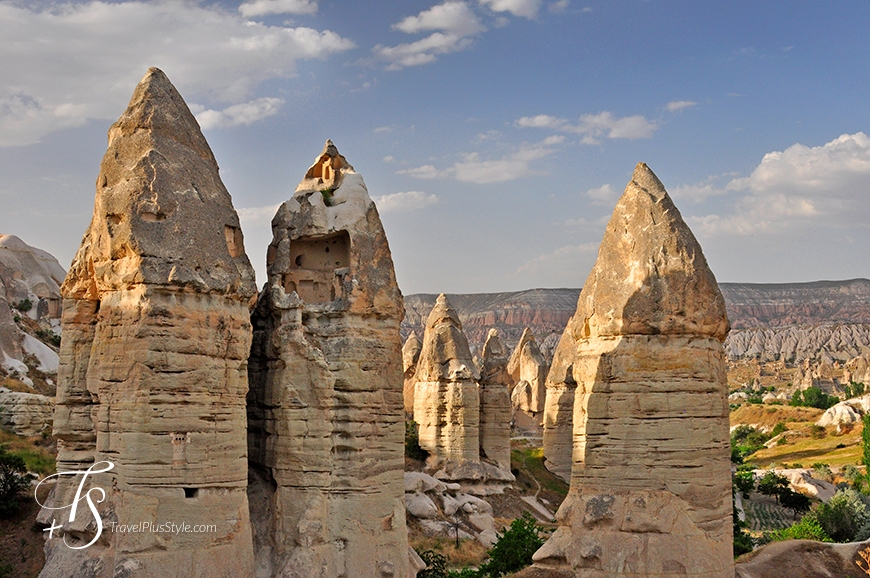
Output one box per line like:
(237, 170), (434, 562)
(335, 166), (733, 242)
(846, 350), (870, 384)
(0, 234), (64, 385)
(39, 68), (257, 578)
(726, 323), (870, 363)
(403, 331), (422, 415)
(246, 140), (409, 578)
(414, 294), (482, 477)
(534, 163), (733, 577)
(0, 387), (53, 436)
(478, 329), (512, 471)
(542, 328), (577, 483)
(734, 537), (870, 578)
(507, 328), (548, 414)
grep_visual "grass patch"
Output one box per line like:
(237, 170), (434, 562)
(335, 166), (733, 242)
(510, 446), (569, 498)
(410, 535), (489, 569)
(731, 404), (823, 430)
(0, 430), (55, 475)
(749, 427), (862, 468)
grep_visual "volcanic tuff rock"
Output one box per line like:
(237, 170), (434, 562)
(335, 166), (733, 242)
(726, 323), (870, 363)
(39, 68), (257, 578)
(534, 163), (732, 577)
(846, 351), (870, 384)
(414, 294), (482, 476)
(507, 328), (548, 414)
(246, 140), (410, 578)
(478, 329), (512, 471)
(541, 327), (577, 483)
(0, 234), (64, 383)
(403, 331), (422, 415)
(0, 387), (53, 436)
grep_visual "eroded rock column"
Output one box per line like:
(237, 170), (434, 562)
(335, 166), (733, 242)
(534, 163), (733, 578)
(40, 68), (257, 578)
(507, 328), (548, 414)
(541, 328), (577, 483)
(247, 141), (409, 578)
(403, 331), (422, 415)
(478, 329), (512, 471)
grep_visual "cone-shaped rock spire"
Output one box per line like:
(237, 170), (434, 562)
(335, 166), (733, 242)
(403, 331), (423, 414)
(247, 140), (409, 578)
(534, 163), (733, 577)
(41, 68), (256, 578)
(479, 329), (512, 471)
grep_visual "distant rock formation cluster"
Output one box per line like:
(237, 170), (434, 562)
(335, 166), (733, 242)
(536, 164), (733, 577)
(38, 69), (412, 578)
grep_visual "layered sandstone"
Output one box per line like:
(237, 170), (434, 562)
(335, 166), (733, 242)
(39, 68), (257, 578)
(403, 331), (422, 415)
(478, 329), (512, 471)
(533, 163), (733, 577)
(507, 328), (548, 414)
(541, 328), (576, 482)
(413, 294), (482, 478)
(246, 140), (410, 578)
(0, 387), (54, 436)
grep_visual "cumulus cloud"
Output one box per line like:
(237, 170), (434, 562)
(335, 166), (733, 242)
(238, 0), (318, 17)
(374, 1), (484, 70)
(373, 191), (440, 213)
(194, 98), (284, 130)
(0, 1), (354, 146)
(398, 137), (562, 184)
(515, 111), (658, 143)
(585, 183), (616, 204)
(549, 0), (570, 13)
(690, 132), (870, 235)
(666, 100), (697, 112)
(479, 0), (543, 19)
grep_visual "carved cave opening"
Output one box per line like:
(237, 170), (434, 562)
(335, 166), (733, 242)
(281, 231), (350, 304)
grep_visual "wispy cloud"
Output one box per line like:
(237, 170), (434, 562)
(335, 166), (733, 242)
(515, 111), (658, 143)
(549, 0), (570, 14)
(193, 98), (285, 130)
(666, 100), (697, 112)
(513, 242), (598, 277)
(479, 0), (543, 19)
(0, 1), (353, 146)
(398, 137), (563, 184)
(373, 191), (440, 213)
(374, 1), (484, 70)
(238, 0), (318, 17)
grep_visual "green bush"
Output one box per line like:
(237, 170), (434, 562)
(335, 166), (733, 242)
(733, 467), (755, 498)
(790, 387), (838, 410)
(477, 512), (544, 577)
(731, 425), (773, 463)
(757, 471), (789, 501)
(35, 328), (61, 347)
(417, 549), (448, 578)
(13, 298), (32, 312)
(0, 447), (35, 517)
(769, 513), (832, 543)
(733, 504), (753, 557)
(814, 489), (870, 542)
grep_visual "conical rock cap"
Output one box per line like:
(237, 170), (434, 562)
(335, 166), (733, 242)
(572, 162), (729, 340)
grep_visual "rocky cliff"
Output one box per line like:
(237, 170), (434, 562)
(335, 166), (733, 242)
(403, 279), (870, 362)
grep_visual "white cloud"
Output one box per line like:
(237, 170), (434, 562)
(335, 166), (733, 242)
(237, 203), (283, 223)
(194, 97), (284, 130)
(479, 0), (543, 19)
(585, 183), (616, 204)
(0, 1), (354, 146)
(373, 191), (440, 213)
(690, 132), (870, 236)
(375, 1), (484, 70)
(398, 137), (561, 184)
(382, 155), (395, 163)
(549, 0), (570, 13)
(666, 100), (697, 112)
(238, 0), (318, 17)
(374, 126), (392, 133)
(397, 164), (443, 179)
(394, 1), (484, 36)
(515, 111), (658, 142)
(670, 182), (727, 204)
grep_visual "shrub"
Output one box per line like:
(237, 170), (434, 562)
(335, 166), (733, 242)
(769, 513), (832, 543)
(791, 387), (838, 410)
(733, 504), (754, 557)
(477, 512), (544, 577)
(733, 467), (755, 498)
(809, 424), (827, 439)
(757, 471), (789, 502)
(418, 549), (448, 578)
(13, 298), (32, 312)
(812, 463), (833, 482)
(0, 447), (34, 517)
(815, 489), (870, 542)
(771, 422), (787, 437)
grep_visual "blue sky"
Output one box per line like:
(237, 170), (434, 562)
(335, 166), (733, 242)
(1, 0), (868, 294)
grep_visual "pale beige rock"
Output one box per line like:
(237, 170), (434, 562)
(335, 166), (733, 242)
(533, 163), (733, 578)
(507, 328), (548, 414)
(413, 294), (481, 474)
(734, 538), (870, 578)
(247, 140), (409, 578)
(403, 331), (422, 415)
(542, 327), (576, 483)
(478, 329), (512, 471)
(817, 403), (861, 427)
(39, 68), (256, 578)
(846, 351), (870, 385)
(0, 387), (53, 436)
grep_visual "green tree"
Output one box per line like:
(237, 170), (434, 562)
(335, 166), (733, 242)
(733, 467), (755, 498)
(863, 414), (870, 473)
(791, 386), (837, 410)
(477, 512), (544, 577)
(779, 488), (811, 518)
(417, 549), (448, 578)
(769, 513), (832, 543)
(0, 447), (34, 517)
(757, 471), (790, 503)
